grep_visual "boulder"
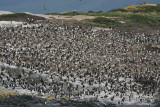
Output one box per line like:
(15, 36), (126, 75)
(5, 66), (24, 79)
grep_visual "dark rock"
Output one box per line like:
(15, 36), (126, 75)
(0, 95), (118, 107)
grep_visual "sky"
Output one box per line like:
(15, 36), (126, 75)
(0, 0), (159, 14)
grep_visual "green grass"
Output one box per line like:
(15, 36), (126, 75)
(127, 4), (160, 13)
(129, 14), (160, 26)
(46, 4), (160, 16)
(45, 11), (106, 16)
(0, 13), (29, 19)
(108, 8), (128, 13)
(107, 4), (160, 14)
(46, 4), (160, 27)
(0, 13), (45, 21)
(82, 17), (125, 28)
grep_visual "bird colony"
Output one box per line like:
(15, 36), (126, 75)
(0, 19), (160, 105)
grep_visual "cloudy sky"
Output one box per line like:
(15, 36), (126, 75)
(0, 0), (159, 14)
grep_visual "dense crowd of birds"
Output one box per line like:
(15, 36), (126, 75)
(0, 19), (160, 105)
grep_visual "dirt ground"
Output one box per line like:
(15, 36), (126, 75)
(115, 25), (160, 34)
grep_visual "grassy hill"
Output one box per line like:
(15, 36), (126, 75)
(46, 4), (160, 28)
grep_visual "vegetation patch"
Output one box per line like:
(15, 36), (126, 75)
(124, 4), (146, 10)
(0, 93), (16, 98)
(46, 96), (54, 99)
(129, 14), (160, 26)
(0, 13), (45, 21)
(46, 11), (106, 16)
(82, 17), (125, 28)
(0, 13), (29, 19)
(125, 4), (160, 13)
(46, 4), (160, 27)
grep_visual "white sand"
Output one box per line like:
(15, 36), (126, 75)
(0, 11), (13, 15)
